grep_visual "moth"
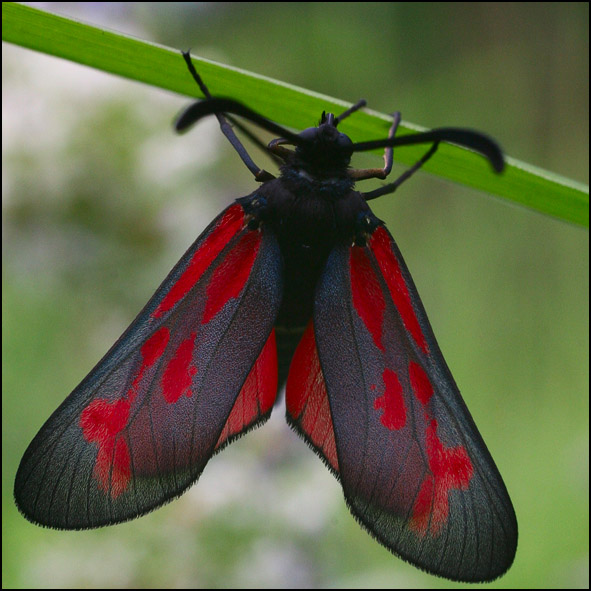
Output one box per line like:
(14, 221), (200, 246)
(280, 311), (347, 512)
(15, 52), (517, 582)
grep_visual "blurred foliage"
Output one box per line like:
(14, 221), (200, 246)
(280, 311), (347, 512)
(3, 2), (588, 589)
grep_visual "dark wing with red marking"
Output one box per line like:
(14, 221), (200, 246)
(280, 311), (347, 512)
(288, 223), (517, 582)
(286, 321), (339, 473)
(15, 202), (282, 529)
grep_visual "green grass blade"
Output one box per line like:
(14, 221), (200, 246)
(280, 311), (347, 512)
(3, 2), (588, 227)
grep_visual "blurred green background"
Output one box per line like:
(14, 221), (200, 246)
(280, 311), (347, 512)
(3, 2), (588, 588)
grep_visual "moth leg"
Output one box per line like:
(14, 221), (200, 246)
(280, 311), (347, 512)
(360, 140), (439, 201)
(349, 111), (400, 182)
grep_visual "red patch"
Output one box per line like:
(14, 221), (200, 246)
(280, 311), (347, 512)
(370, 227), (429, 354)
(411, 474), (435, 535)
(286, 322), (339, 472)
(410, 419), (473, 536)
(203, 230), (261, 324)
(350, 246), (385, 351)
(161, 332), (197, 403)
(409, 361), (433, 405)
(80, 399), (131, 497)
(153, 204), (245, 318)
(80, 399), (129, 442)
(128, 327), (170, 404)
(80, 327), (172, 497)
(216, 330), (278, 448)
(374, 368), (406, 430)
(95, 438), (131, 499)
(141, 326), (170, 366)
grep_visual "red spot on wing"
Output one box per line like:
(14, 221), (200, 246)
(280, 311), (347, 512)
(161, 332), (198, 403)
(374, 368), (407, 430)
(350, 246), (385, 351)
(153, 204), (245, 318)
(409, 361), (434, 405)
(410, 419), (473, 536)
(203, 230), (261, 324)
(128, 327), (170, 404)
(286, 322), (339, 472)
(369, 227), (429, 355)
(411, 474), (435, 534)
(96, 438), (131, 499)
(216, 329), (278, 448)
(81, 399), (130, 442)
(81, 326), (172, 497)
(80, 399), (131, 498)
(141, 326), (170, 365)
